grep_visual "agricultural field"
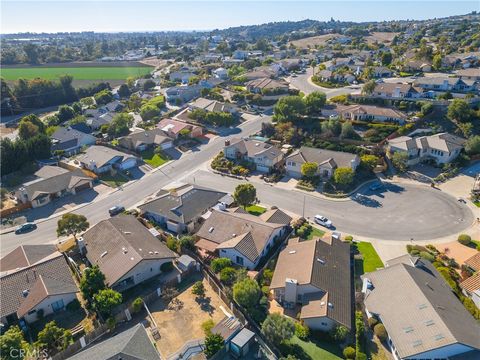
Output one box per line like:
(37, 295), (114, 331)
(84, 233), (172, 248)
(1, 62), (153, 87)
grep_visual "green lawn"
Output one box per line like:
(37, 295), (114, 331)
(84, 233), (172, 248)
(306, 227), (326, 240)
(280, 336), (342, 360)
(99, 172), (129, 187)
(245, 204), (267, 216)
(1, 66), (152, 81)
(141, 149), (169, 168)
(473, 201), (480, 208)
(356, 242), (384, 273)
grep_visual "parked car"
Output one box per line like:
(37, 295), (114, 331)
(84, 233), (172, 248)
(369, 182), (384, 191)
(109, 205), (125, 216)
(314, 215), (332, 228)
(15, 222), (37, 234)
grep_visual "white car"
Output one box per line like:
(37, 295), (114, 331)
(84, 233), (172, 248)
(314, 215), (332, 228)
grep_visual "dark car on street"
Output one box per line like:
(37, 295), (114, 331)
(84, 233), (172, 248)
(109, 206), (125, 216)
(15, 222), (37, 234)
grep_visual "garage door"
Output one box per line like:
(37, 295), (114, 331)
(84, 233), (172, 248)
(166, 221), (179, 233)
(121, 158), (137, 170)
(75, 182), (91, 192)
(161, 142), (173, 150)
(257, 165), (269, 172)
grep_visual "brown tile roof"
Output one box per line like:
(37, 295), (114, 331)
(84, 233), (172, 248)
(195, 209), (284, 263)
(465, 253), (480, 272)
(259, 208), (292, 225)
(460, 272), (480, 294)
(0, 249), (78, 319)
(83, 215), (177, 286)
(286, 146), (358, 169)
(0, 245), (58, 273)
(270, 237), (352, 328)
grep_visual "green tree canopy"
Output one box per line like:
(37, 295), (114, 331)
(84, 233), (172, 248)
(36, 321), (73, 352)
(204, 333), (225, 358)
(360, 154), (379, 171)
(94, 89), (114, 105)
(94, 289), (122, 316)
(447, 99), (475, 123)
(465, 135), (480, 155)
(273, 96), (306, 123)
(261, 313), (295, 346)
(333, 167), (355, 186)
(362, 80), (376, 95)
(301, 162), (318, 178)
(56, 213), (89, 240)
(233, 278), (261, 309)
(304, 91), (326, 115)
(140, 104), (160, 121)
(80, 265), (106, 299)
(340, 121), (357, 139)
(0, 326), (30, 360)
(391, 151), (409, 172)
(108, 113), (133, 137)
(118, 84), (131, 98)
(233, 183), (256, 208)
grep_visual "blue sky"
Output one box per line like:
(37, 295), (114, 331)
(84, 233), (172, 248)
(1, 1), (478, 34)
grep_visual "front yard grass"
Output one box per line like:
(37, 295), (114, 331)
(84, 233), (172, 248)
(141, 149), (169, 168)
(306, 227), (326, 240)
(99, 172), (129, 187)
(245, 204), (267, 216)
(356, 242), (384, 273)
(280, 335), (342, 360)
(473, 200), (480, 208)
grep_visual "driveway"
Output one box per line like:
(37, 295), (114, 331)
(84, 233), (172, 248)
(187, 170), (474, 241)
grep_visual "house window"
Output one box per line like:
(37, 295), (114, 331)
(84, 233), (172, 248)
(28, 309), (37, 315)
(51, 299), (65, 312)
(236, 256), (244, 266)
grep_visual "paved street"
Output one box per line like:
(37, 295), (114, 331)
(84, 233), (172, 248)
(286, 68), (362, 98)
(184, 170), (474, 241)
(0, 116), (268, 256)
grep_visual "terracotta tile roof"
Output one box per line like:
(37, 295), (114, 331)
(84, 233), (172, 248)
(465, 253), (480, 272)
(460, 272), (480, 294)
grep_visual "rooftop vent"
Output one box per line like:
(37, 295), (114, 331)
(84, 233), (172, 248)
(320, 301), (325, 306)
(327, 302), (333, 308)
(124, 231), (132, 235)
(425, 320), (434, 326)
(434, 334), (445, 341)
(22, 289), (29, 298)
(154, 251), (159, 254)
(122, 247), (128, 254)
(317, 258), (326, 265)
(149, 251), (153, 255)
(130, 257), (135, 261)
(412, 340), (423, 347)
(403, 326), (414, 333)
(418, 303), (428, 310)
(232, 233), (236, 237)
(209, 227), (214, 233)
(289, 250), (296, 254)
(100, 251), (108, 258)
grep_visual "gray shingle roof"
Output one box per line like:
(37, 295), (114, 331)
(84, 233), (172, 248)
(67, 324), (160, 360)
(0, 244), (58, 272)
(83, 215), (177, 287)
(362, 255), (480, 359)
(118, 129), (173, 151)
(139, 185), (227, 225)
(286, 146), (358, 169)
(77, 146), (137, 169)
(51, 127), (95, 151)
(0, 248), (78, 319)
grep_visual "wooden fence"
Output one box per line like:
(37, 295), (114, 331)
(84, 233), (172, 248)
(0, 201), (32, 218)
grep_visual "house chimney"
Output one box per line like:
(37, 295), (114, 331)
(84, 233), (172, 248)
(225, 139), (230, 147)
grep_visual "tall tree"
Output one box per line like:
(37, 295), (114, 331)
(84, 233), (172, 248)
(204, 333), (225, 358)
(93, 289), (123, 317)
(261, 313), (295, 346)
(233, 278), (261, 309)
(80, 265), (106, 299)
(233, 183), (256, 208)
(304, 91), (326, 115)
(36, 321), (73, 352)
(56, 213), (89, 240)
(0, 326), (30, 360)
(301, 162), (318, 178)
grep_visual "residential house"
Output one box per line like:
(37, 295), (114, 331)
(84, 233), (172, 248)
(405, 60), (432, 73)
(246, 77), (289, 94)
(413, 77), (476, 93)
(68, 324), (161, 360)
(455, 68), (480, 81)
(387, 133), (465, 165)
(280, 59), (303, 72)
(324, 58), (353, 71)
(15, 166), (93, 208)
(188, 97), (238, 115)
(118, 129), (174, 152)
(0, 245), (79, 325)
(243, 66), (280, 81)
(224, 137), (284, 173)
(102, 100), (125, 113)
(337, 104), (407, 124)
(165, 84), (202, 104)
(270, 237), (352, 331)
(77, 145), (138, 174)
(213, 67), (228, 79)
(373, 83), (421, 99)
(285, 146), (359, 179)
(81, 215), (177, 292)
(157, 118), (203, 139)
(86, 112), (115, 131)
(139, 184), (228, 233)
(372, 66), (393, 78)
(460, 253), (480, 308)
(169, 69), (197, 84)
(51, 127), (96, 155)
(232, 50), (249, 60)
(317, 70), (334, 81)
(362, 255), (480, 360)
(195, 208), (290, 269)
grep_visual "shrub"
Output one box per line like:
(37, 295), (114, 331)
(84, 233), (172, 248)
(331, 325), (349, 342)
(202, 319), (215, 335)
(419, 251), (435, 262)
(356, 352), (367, 360)
(166, 236), (177, 251)
(211, 258), (232, 273)
(106, 317), (116, 330)
(132, 297), (143, 313)
(374, 324), (388, 342)
(261, 269), (273, 286)
(295, 322), (310, 340)
(344, 235), (353, 243)
(220, 267), (237, 285)
(367, 317), (378, 329)
(458, 234), (472, 246)
(192, 281), (205, 297)
(66, 299), (81, 312)
(160, 262), (174, 272)
(343, 346), (356, 359)
(261, 285), (270, 297)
